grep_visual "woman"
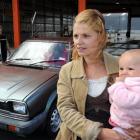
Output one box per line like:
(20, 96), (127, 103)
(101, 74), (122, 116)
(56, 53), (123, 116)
(56, 9), (139, 140)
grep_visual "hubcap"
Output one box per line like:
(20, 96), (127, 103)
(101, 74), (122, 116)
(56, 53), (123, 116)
(50, 109), (61, 132)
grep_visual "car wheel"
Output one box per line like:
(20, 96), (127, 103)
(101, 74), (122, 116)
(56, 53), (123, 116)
(45, 102), (61, 137)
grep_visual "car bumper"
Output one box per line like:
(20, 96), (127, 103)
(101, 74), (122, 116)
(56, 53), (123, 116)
(0, 110), (47, 136)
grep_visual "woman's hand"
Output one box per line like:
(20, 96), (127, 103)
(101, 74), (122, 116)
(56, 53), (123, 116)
(98, 128), (127, 140)
(124, 126), (140, 140)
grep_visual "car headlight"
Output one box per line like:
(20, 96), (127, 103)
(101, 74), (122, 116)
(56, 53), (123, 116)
(12, 102), (27, 114)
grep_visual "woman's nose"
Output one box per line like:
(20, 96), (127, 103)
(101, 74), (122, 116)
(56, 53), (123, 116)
(76, 36), (83, 44)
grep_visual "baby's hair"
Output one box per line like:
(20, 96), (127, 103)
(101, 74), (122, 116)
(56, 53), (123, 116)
(121, 49), (140, 57)
(120, 49), (140, 63)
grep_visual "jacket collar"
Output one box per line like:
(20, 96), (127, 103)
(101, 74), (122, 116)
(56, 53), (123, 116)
(71, 51), (119, 79)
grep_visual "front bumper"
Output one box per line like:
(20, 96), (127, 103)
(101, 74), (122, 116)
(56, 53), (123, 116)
(0, 109), (47, 136)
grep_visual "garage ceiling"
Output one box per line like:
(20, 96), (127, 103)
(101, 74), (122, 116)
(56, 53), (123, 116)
(87, 0), (140, 17)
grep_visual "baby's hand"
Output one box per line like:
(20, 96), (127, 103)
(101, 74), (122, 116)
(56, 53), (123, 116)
(115, 77), (125, 82)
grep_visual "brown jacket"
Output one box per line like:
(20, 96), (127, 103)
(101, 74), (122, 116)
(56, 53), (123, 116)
(56, 52), (119, 140)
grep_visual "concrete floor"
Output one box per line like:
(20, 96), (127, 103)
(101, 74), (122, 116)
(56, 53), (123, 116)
(0, 129), (55, 140)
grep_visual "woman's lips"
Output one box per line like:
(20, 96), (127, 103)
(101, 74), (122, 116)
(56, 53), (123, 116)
(77, 47), (86, 52)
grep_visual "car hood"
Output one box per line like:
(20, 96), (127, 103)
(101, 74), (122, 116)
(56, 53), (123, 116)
(0, 65), (57, 101)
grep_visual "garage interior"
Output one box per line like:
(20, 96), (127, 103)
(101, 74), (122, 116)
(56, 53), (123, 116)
(0, 0), (140, 139)
(0, 0), (140, 49)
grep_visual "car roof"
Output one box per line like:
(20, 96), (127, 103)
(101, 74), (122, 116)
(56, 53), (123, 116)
(28, 37), (73, 44)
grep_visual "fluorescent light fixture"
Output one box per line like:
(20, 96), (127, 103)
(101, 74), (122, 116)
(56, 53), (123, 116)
(107, 13), (111, 16)
(121, 13), (127, 16)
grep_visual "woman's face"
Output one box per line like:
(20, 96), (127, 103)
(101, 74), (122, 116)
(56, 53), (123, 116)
(73, 23), (101, 58)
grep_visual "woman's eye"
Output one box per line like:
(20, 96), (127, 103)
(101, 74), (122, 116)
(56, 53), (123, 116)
(119, 67), (123, 70)
(83, 34), (90, 38)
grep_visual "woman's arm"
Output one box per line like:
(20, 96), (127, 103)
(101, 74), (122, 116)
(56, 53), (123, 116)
(124, 127), (140, 140)
(98, 128), (126, 140)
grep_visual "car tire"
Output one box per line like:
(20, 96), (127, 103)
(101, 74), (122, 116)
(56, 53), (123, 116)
(45, 101), (61, 137)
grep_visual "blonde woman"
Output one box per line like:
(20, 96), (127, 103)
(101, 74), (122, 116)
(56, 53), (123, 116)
(56, 9), (140, 140)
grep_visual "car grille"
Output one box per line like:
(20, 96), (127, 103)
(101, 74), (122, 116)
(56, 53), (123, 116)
(0, 101), (29, 121)
(0, 102), (11, 111)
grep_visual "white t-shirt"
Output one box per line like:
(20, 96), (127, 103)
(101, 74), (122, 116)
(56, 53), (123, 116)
(88, 76), (108, 97)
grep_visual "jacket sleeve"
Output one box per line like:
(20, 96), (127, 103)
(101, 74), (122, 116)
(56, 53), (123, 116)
(108, 82), (140, 108)
(57, 64), (103, 140)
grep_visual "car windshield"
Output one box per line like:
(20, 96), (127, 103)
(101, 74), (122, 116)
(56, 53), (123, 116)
(8, 40), (71, 68)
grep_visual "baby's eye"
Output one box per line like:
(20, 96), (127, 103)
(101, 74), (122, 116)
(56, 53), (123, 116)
(73, 34), (78, 39)
(128, 68), (134, 70)
(119, 67), (123, 70)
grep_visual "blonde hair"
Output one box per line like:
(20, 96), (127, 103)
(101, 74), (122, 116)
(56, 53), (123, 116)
(72, 9), (107, 59)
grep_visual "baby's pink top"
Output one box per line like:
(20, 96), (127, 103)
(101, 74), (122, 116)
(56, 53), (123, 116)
(108, 77), (140, 128)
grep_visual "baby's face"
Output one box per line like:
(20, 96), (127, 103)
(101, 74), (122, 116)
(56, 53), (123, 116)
(119, 53), (140, 78)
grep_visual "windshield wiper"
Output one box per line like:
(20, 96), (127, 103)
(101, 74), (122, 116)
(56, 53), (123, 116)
(30, 59), (65, 66)
(7, 58), (31, 62)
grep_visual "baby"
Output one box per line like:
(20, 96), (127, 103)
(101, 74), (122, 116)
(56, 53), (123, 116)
(108, 49), (140, 140)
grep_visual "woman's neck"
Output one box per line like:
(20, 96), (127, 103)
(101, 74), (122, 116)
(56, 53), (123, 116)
(83, 57), (107, 79)
(83, 55), (103, 65)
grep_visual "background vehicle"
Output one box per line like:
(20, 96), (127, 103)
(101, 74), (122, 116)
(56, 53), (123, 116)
(0, 39), (72, 137)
